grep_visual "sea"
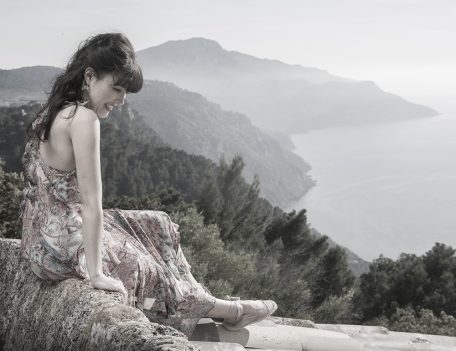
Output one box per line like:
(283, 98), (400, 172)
(285, 113), (456, 261)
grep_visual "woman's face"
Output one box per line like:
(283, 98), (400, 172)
(87, 72), (127, 118)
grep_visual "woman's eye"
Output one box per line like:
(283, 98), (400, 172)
(114, 87), (128, 95)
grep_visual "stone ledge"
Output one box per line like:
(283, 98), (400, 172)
(0, 239), (195, 351)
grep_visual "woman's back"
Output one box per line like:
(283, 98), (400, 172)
(20, 108), (84, 280)
(21, 102), (107, 279)
(38, 104), (80, 173)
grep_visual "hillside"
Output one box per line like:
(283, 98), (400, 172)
(0, 102), (364, 284)
(0, 66), (60, 106)
(127, 80), (313, 207)
(136, 38), (438, 133)
(0, 66), (313, 208)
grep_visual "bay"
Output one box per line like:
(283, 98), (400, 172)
(286, 114), (456, 261)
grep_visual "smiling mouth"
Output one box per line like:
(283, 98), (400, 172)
(105, 104), (114, 111)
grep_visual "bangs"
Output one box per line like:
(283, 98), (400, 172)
(113, 63), (143, 93)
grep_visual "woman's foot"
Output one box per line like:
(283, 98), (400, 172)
(222, 299), (278, 331)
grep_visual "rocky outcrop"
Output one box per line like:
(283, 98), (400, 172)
(0, 239), (195, 351)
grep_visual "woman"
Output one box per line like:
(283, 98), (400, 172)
(19, 32), (277, 337)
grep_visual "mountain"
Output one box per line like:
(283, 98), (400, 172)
(127, 80), (314, 207)
(136, 37), (350, 83)
(0, 66), (60, 106)
(136, 38), (438, 133)
(0, 66), (313, 208)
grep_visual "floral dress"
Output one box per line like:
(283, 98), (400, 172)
(19, 110), (216, 337)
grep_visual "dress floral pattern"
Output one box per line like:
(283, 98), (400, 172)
(19, 110), (216, 337)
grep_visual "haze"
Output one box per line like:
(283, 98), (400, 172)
(1, 0), (455, 112)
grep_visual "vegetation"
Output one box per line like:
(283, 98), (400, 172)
(2, 102), (456, 336)
(0, 158), (24, 239)
(0, 102), (354, 318)
(388, 307), (456, 336)
(354, 244), (456, 328)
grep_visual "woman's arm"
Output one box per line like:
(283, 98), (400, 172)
(69, 108), (127, 302)
(70, 108), (104, 279)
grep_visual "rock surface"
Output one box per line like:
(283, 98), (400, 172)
(0, 239), (195, 351)
(2, 238), (456, 351)
(192, 318), (456, 351)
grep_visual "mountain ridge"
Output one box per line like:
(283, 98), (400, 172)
(136, 37), (437, 133)
(137, 37), (349, 84)
(0, 66), (314, 208)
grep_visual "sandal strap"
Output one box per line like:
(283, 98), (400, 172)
(222, 300), (277, 331)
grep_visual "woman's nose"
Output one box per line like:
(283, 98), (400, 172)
(115, 91), (126, 106)
(119, 92), (126, 105)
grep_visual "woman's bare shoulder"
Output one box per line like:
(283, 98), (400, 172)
(60, 104), (98, 124)
(60, 105), (100, 143)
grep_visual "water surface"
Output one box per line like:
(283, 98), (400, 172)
(286, 114), (456, 261)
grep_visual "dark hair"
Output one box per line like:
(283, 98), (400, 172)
(27, 32), (143, 142)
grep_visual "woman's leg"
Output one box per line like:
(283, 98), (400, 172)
(182, 269), (241, 320)
(206, 297), (278, 331)
(205, 298), (241, 322)
(185, 269), (278, 327)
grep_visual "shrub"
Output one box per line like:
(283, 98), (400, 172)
(389, 307), (456, 336)
(313, 292), (355, 324)
(0, 159), (24, 239)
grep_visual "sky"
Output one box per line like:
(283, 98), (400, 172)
(1, 0), (455, 112)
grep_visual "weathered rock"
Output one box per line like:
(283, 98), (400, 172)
(193, 319), (456, 351)
(191, 318), (362, 350)
(190, 341), (245, 351)
(317, 324), (456, 351)
(270, 316), (317, 329)
(0, 239), (195, 351)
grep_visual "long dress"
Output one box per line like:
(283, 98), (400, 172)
(19, 109), (216, 337)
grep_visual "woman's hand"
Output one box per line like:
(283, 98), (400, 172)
(90, 274), (128, 304)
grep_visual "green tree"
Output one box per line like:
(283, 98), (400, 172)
(354, 243), (456, 323)
(312, 246), (355, 307)
(313, 293), (355, 324)
(216, 154), (248, 241)
(391, 253), (428, 310)
(353, 255), (396, 321)
(195, 173), (223, 225)
(0, 158), (24, 239)
(422, 243), (456, 315)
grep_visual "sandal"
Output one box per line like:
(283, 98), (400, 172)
(222, 297), (278, 331)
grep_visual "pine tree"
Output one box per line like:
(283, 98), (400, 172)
(312, 246), (355, 307)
